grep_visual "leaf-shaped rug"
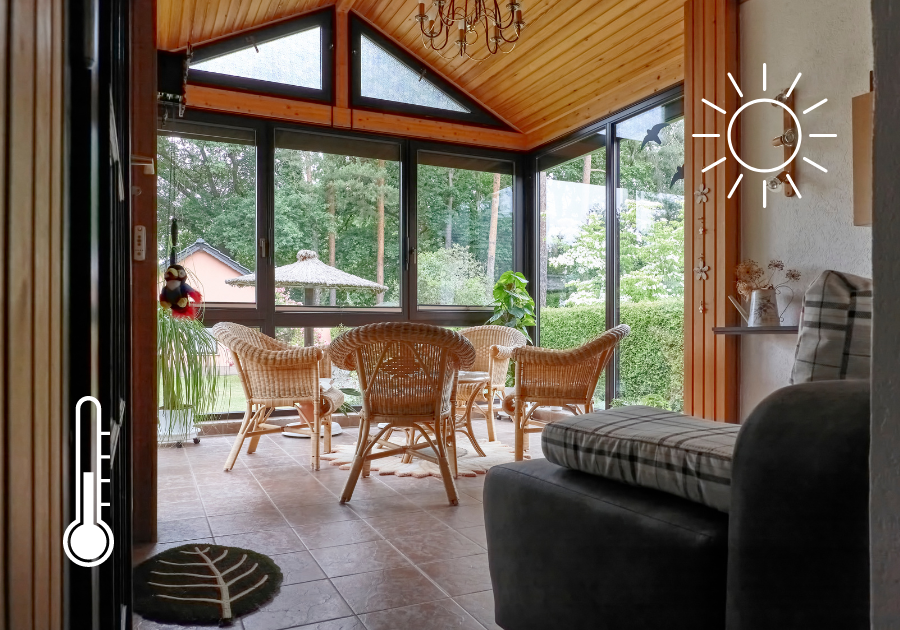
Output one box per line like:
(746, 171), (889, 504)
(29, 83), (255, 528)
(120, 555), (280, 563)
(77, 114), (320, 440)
(134, 544), (283, 626)
(320, 439), (526, 477)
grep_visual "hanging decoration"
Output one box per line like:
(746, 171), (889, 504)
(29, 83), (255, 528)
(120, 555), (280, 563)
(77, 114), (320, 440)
(694, 184), (710, 204)
(694, 258), (710, 281)
(159, 217), (202, 319)
(415, 1), (526, 62)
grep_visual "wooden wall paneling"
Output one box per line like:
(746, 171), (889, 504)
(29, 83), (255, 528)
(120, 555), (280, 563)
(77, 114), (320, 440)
(3, 0), (66, 626)
(132, 0), (158, 544)
(351, 110), (528, 150)
(186, 84), (334, 124)
(683, 0), (740, 422)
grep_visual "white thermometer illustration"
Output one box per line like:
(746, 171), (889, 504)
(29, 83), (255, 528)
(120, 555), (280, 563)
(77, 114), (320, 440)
(63, 396), (114, 567)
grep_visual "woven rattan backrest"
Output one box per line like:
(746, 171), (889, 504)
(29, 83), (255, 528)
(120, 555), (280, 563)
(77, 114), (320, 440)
(512, 325), (630, 404)
(211, 322), (322, 403)
(459, 325), (527, 387)
(330, 323), (476, 421)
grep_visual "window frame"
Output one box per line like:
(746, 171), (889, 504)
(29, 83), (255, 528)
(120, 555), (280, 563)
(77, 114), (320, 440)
(530, 84), (685, 406)
(187, 8), (334, 103)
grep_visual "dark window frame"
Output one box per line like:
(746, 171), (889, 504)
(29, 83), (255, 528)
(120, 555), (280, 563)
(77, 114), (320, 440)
(529, 84), (685, 406)
(349, 15), (510, 130)
(187, 8), (334, 103)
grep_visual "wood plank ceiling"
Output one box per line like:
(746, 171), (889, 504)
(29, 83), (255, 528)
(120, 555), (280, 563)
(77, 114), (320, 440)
(157, 0), (685, 148)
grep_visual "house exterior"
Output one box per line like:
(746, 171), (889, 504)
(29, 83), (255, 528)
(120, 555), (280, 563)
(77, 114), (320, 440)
(169, 238), (254, 304)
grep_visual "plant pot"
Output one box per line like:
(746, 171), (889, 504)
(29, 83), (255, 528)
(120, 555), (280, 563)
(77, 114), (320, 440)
(158, 408), (201, 446)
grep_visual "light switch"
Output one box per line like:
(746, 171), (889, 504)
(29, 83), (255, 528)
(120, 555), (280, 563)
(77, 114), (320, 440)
(134, 225), (146, 261)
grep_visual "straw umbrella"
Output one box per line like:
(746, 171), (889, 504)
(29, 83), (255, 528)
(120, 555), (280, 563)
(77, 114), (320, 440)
(226, 249), (388, 346)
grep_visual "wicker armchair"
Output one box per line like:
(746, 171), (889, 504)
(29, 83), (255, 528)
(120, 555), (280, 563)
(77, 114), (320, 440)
(211, 323), (344, 472)
(503, 325), (630, 461)
(458, 325), (527, 442)
(330, 322), (476, 506)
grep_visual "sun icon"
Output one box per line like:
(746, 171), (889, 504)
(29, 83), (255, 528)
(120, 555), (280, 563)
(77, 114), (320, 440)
(693, 65), (836, 207)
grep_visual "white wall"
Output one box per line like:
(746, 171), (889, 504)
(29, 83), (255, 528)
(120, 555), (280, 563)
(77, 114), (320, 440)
(738, 0), (872, 418)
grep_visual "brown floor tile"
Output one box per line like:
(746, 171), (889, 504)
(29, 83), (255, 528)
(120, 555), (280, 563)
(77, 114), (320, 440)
(155, 464), (192, 478)
(343, 495), (420, 519)
(201, 495), (278, 518)
(427, 505), (485, 530)
(331, 565), (445, 614)
(271, 550), (327, 585)
(294, 519), (382, 550)
(458, 486), (484, 502)
(285, 617), (364, 630)
(364, 511), (451, 540)
(309, 540), (411, 578)
(250, 464), (310, 482)
(199, 483), (269, 505)
(419, 553), (492, 596)
(281, 502), (361, 528)
(207, 506), (289, 536)
(193, 469), (257, 487)
(373, 474), (446, 494)
(388, 530), (484, 565)
(214, 527), (306, 556)
(157, 500), (206, 523)
(243, 455), (302, 470)
(359, 599), (482, 630)
(240, 580), (353, 630)
(267, 486), (340, 509)
(454, 590), (502, 630)
(132, 537), (214, 566)
(157, 485), (200, 505)
(405, 490), (480, 510)
(455, 526), (487, 550)
(157, 517), (212, 544)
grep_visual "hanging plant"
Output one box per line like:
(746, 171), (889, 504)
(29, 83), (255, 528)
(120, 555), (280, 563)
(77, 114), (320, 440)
(487, 271), (536, 344)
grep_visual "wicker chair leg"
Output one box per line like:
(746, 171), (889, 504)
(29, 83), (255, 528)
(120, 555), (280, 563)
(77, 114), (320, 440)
(340, 451), (367, 503)
(514, 402), (525, 462)
(437, 453), (460, 506)
(224, 406), (253, 471)
(486, 388), (496, 442)
(323, 415), (333, 454)
(246, 408), (267, 454)
(311, 413), (321, 471)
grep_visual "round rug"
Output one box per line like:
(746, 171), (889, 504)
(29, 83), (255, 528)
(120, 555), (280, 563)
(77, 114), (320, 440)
(320, 438), (527, 477)
(134, 544), (283, 626)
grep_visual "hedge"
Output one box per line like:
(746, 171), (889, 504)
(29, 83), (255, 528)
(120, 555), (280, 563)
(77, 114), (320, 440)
(539, 299), (684, 411)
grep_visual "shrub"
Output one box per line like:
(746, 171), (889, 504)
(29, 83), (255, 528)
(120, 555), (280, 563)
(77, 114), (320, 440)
(539, 299), (684, 411)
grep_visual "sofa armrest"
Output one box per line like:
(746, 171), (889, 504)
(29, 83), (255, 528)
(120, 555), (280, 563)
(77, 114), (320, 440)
(726, 380), (870, 630)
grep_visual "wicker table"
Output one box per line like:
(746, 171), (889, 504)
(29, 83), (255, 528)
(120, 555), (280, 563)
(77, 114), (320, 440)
(448, 370), (490, 475)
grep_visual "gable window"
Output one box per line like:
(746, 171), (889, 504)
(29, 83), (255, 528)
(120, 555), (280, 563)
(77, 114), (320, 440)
(350, 16), (507, 128)
(187, 9), (333, 102)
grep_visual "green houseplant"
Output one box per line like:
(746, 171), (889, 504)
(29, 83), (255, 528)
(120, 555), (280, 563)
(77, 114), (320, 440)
(488, 271), (536, 344)
(157, 303), (224, 446)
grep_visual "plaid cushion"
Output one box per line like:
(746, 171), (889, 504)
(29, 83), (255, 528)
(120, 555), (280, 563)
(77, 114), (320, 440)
(542, 406), (739, 512)
(790, 270), (872, 384)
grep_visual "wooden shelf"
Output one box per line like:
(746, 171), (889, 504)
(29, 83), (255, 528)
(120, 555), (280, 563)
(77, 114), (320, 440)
(713, 326), (799, 335)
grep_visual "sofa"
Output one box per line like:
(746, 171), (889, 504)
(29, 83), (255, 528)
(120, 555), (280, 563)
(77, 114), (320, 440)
(484, 380), (870, 630)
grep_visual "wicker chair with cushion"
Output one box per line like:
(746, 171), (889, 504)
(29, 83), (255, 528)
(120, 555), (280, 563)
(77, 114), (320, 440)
(502, 325), (630, 461)
(211, 323), (344, 472)
(329, 322), (476, 506)
(457, 325), (527, 443)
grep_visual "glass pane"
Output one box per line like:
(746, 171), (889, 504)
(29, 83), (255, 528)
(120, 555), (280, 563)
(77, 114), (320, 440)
(273, 130), (401, 308)
(191, 27), (322, 89)
(615, 98), (685, 410)
(275, 326), (361, 409)
(157, 125), (257, 304)
(360, 35), (468, 112)
(416, 152), (514, 307)
(209, 326), (256, 414)
(537, 138), (607, 408)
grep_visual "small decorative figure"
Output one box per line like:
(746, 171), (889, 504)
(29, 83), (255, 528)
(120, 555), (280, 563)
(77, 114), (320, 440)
(694, 258), (710, 281)
(159, 264), (202, 319)
(694, 185), (710, 204)
(641, 122), (670, 150)
(669, 164), (685, 188)
(698, 216), (708, 235)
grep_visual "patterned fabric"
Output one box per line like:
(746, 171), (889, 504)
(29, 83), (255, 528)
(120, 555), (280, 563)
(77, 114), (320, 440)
(790, 270), (872, 384)
(542, 406), (740, 512)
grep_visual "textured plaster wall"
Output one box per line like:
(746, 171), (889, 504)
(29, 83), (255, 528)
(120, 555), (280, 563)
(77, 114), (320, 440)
(738, 0), (872, 418)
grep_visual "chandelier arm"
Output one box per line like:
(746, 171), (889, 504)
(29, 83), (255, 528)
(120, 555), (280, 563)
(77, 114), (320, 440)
(498, 26), (520, 43)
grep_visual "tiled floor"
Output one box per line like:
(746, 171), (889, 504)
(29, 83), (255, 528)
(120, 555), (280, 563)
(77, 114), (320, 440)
(133, 415), (543, 630)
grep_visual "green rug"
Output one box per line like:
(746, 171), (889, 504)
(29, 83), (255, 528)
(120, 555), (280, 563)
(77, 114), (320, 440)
(133, 544), (283, 626)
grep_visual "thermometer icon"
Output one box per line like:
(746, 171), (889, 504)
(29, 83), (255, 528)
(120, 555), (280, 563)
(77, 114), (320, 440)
(63, 396), (114, 567)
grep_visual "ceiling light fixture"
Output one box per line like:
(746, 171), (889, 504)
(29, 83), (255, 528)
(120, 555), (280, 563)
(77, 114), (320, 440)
(415, 1), (525, 62)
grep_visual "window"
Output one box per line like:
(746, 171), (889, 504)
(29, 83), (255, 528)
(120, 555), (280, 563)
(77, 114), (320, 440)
(273, 130), (402, 311)
(416, 152), (514, 308)
(350, 16), (506, 128)
(187, 10), (333, 102)
(536, 90), (685, 411)
(157, 120), (257, 305)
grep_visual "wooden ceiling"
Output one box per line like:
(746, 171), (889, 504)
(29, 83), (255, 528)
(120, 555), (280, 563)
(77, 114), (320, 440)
(157, 0), (684, 148)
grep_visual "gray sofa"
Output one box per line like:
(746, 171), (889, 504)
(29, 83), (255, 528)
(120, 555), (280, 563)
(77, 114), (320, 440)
(484, 381), (870, 630)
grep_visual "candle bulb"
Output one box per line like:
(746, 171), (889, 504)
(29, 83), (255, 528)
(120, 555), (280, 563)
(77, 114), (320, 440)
(426, 5), (438, 32)
(418, 1), (425, 18)
(458, 18), (466, 33)
(493, 24), (500, 42)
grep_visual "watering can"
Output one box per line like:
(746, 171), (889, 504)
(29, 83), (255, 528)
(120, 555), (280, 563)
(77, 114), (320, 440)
(728, 289), (783, 327)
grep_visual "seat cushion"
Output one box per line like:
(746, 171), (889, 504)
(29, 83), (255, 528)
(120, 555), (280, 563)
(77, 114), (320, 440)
(542, 406), (740, 512)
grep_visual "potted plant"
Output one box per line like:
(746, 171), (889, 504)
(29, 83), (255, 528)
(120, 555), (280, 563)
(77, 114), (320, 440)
(157, 303), (224, 446)
(488, 270), (536, 343)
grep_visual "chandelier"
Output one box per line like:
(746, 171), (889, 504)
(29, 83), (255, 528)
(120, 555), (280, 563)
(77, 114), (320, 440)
(415, 1), (526, 62)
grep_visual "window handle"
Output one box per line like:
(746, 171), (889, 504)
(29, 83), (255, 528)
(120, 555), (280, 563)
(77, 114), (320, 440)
(259, 237), (268, 258)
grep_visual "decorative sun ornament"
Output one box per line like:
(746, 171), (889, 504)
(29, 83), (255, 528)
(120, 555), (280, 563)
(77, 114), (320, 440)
(694, 259), (710, 281)
(692, 65), (835, 209)
(694, 185), (710, 204)
(415, 1), (526, 62)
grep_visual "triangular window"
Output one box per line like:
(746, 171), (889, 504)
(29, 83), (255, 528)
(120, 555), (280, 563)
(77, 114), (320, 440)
(350, 16), (508, 128)
(188, 9), (333, 102)
(359, 35), (467, 113)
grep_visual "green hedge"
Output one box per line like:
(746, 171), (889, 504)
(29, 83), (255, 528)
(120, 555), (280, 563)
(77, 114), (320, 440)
(540, 299), (684, 411)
